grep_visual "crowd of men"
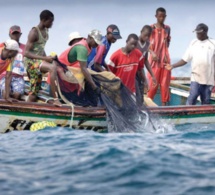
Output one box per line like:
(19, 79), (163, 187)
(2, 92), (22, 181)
(0, 7), (214, 107)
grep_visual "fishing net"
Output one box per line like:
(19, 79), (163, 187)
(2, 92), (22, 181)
(91, 74), (153, 132)
(55, 60), (159, 132)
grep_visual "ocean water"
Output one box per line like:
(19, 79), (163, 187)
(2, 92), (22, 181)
(1, 123), (215, 195)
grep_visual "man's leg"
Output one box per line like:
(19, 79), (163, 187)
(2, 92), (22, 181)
(0, 77), (6, 99)
(26, 62), (42, 102)
(200, 85), (212, 105)
(11, 77), (25, 100)
(147, 67), (161, 100)
(160, 68), (171, 106)
(40, 61), (61, 107)
(187, 82), (200, 105)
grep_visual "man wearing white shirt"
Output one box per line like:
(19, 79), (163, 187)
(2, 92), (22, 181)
(165, 23), (215, 105)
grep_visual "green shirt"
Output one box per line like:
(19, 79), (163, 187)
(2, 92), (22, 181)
(68, 45), (88, 63)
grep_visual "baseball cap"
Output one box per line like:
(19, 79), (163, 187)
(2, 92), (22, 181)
(9, 25), (21, 34)
(107, 24), (122, 39)
(88, 29), (102, 45)
(193, 23), (208, 33)
(4, 39), (21, 52)
(68, 32), (83, 45)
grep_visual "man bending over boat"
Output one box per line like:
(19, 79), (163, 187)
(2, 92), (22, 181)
(0, 25), (25, 101)
(165, 23), (215, 105)
(87, 24), (122, 72)
(68, 32), (83, 46)
(55, 30), (102, 106)
(0, 40), (21, 102)
(24, 10), (61, 106)
(108, 34), (143, 95)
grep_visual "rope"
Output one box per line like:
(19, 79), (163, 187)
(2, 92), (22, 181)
(56, 77), (74, 128)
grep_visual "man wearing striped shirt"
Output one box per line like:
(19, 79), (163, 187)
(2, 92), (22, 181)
(108, 34), (143, 94)
(148, 7), (171, 106)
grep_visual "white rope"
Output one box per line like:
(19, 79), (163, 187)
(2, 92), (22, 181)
(56, 77), (74, 128)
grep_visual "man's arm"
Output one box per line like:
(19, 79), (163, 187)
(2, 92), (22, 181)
(24, 28), (53, 63)
(94, 62), (105, 72)
(94, 45), (106, 72)
(79, 61), (97, 89)
(107, 52), (118, 74)
(145, 59), (157, 86)
(137, 69), (150, 92)
(167, 27), (171, 48)
(165, 59), (187, 70)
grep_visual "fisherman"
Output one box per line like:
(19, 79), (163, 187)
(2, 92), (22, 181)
(87, 24), (122, 72)
(0, 25), (25, 100)
(165, 23), (215, 105)
(55, 30), (102, 106)
(24, 10), (61, 106)
(147, 7), (171, 106)
(108, 34), (143, 94)
(136, 25), (157, 105)
(68, 32), (83, 46)
(0, 39), (21, 102)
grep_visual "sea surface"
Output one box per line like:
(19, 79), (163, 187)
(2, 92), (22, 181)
(1, 123), (215, 195)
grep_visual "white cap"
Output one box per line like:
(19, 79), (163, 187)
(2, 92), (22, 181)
(88, 29), (102, 45)
(68, 32), (83, 45)
(4, 39), (21, 52)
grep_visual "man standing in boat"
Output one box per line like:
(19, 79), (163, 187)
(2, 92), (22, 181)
(136, 25), (157, 106)
(87, 24), (122, 72)
(108, 34), (143, 94)
(0, 40), (21, 102)
(56, 30), (103, 106)
(0, 25), (25, 101)
(24, 10), (61, 106)
(147, 7), (171, 106)
(165, 23), (215, 105)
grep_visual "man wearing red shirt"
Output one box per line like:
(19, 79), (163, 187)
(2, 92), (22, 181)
(108, 34), (143, 94)
(148, 7), (171, 106)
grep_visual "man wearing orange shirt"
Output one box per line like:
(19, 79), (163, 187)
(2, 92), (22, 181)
(147, 7), (171, 106)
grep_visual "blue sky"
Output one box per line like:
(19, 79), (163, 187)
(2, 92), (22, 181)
(1, 0), (215, 75)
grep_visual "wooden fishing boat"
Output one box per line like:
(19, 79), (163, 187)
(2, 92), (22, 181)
(0, 77), (215, 133)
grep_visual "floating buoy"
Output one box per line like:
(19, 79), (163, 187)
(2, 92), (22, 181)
(30, 121), (57, 132)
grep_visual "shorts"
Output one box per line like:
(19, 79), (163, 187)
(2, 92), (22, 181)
(0, 76), (25, 98)
(26, 59), (43, 95)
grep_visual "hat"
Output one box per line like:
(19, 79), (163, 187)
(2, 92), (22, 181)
(193, 23), (208, 33)
(4, 39), (21, 52)
(9, 25), (21, 34)
(88, 29), (102, 45)
(107, 24), (122, 39)
(68, 32), (83, 45)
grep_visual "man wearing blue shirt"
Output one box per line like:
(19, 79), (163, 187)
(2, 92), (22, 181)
(88, 24), (122, 72)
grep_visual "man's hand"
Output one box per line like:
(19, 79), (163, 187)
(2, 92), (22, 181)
(164, 63), (173, 71)
(144, 81), (149, 93)
(151, 51), (159, 61)
(152, 76), (157, 87)
(44, 56), (55, 63)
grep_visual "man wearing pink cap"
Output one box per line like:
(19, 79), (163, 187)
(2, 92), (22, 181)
(0, 25), (25, 101)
